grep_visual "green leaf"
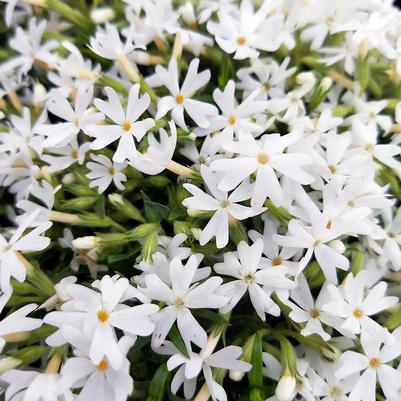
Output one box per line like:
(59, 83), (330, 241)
(94, 196), (106, 218)
(358, 56), (369, 94)
(192, 309), (231, 327)
(168, 324), (189, 359)
(248, 332), (263, 389)
(142, 230), (158, 263)
(146, 364), (169, 401)
(125, 224), (160, 241)
(61, 196), (98, 211)
(142, 191), (172, 223)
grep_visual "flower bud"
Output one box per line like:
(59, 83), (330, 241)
(191, 228), (202, 241)
(108, 193), (124, 206)
(229, 369), (246, 381)
(187, 207), (202, 217)
(90, 7), (115, 24)
(72, 236), (98, 250)
(329, 240), (345, 254)
(320, 77), (333, 92)
(179, 2), (196, 25)
(0, 357), (20, 373)
(275, 375), (296, 401)
(296, 72), (315, 86)
(33, 82), (47, 106)
(61, 173), (75, 185)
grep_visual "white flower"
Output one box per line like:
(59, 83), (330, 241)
(167, 343), (251, 401)
(210, 130), (314, 207)
(39, 276), (77, 311)
(322, 271), (398, 335)
(376, 207), (401, 270)
(263, 353), (315, 401)
(336, 325), (401, 401)
(307, 359), (357, 401)
(182, 165), (264, 248)
(44, 275), (158, 369)
(237, 57), (296, 100)
(41, 140), (89, 173)
(274, 191), (352, 284)
(214, 239), (295, 320)
(86, 154), (127, 194)
(85, 85), (154, 162)
(16, 180), (61, 225)
(285, 275), (344, 341)
(35, 86), (101, 148)
(207, 0), (280, 59)
(4, 18), (58, 75)
(0, 303), (42, 352)
(141, 254), (226, 348)
(0, 107), (45, 156)
(89, 23), (144, 61)
(248, 217), (299, 276)
(266, 73), (316, 122)
(48, 42), (100, 94)
(0, 209), (52, 293)
(150, 58), (217, 130)
(129, 121), (177, 175)
(59, 325), (134, 401)
(0, 369), (73, 401)
(194, 80), (268, 138)
(350, 119), (401, 171)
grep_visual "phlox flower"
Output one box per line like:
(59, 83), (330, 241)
(85, 85), (154, 162)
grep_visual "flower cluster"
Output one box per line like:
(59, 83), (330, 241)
(1, 1), (401, 401)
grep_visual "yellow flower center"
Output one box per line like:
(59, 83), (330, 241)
(97, 359), (108, 370)
(108, 167), (115, 176)
(244, 274), (255, 284)
(237, 37), (246, 45)
(176, 94), (184, 104)
(309, 308), (320, 319)
(263, 82), (271, 92)
(329, 386), (342, 398)
(272, 257), (282, 267)
(71, 150), (78, 159)
(228, 115), (236, 126)
(257, 153), (269, 165)
(369, 357), (381, 368)
(175, 298), (185, 310)
(353, 308), (363, 319)
(364, 144), (374, 153)
(328, 165), (336, 174)
(97, 310), (109, 323)
(325, 219), (332, 230)
(220, 200), (230, 208)
(122, 121), (132, 132)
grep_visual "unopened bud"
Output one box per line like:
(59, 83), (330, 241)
(90, 7), (115, 24)
(179, 2), (197, 25)
(33, 82), (47, 106)
(329, 240), (345, 254)
(275, 375), (296, 401)
(187, 207), (203, 217)
(191, 228), (202, 241)
(0, 357), (20, 373)
(108, 193), (124, 206)
(229, 369), (246, 381)
(61, 173), (75, 185)
(72, 236), (99, 250)
(320, 77), (333, 91)
(296, 72), (315, 86)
